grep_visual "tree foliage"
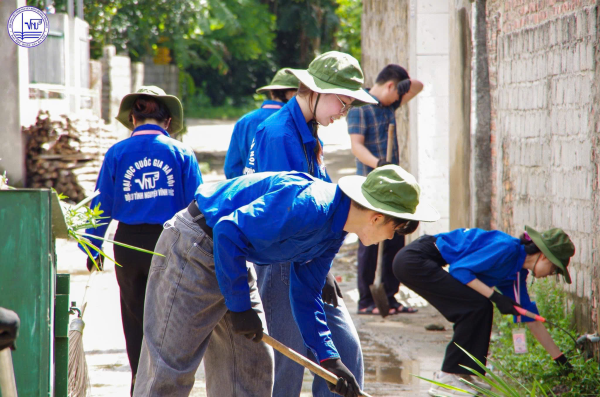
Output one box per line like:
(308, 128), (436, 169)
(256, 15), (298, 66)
(334, 0), (361, 61)
(30, 0), (362, 107)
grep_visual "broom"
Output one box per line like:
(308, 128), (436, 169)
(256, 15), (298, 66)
(68, 271), (95, 397)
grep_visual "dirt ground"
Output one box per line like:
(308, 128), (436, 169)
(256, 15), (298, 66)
(55, 118), (451, 396)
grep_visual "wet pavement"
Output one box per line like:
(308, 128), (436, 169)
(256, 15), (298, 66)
(55, 118), (451, 396)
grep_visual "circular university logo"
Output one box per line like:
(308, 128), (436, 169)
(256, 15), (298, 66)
(7, 6), (49, 48)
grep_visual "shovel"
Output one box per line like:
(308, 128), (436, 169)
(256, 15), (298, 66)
(369, 124), (396, 318)
(262, 334), (373, 397)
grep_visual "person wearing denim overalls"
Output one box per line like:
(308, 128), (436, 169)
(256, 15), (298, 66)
(133, 166), (439, 397)
(243, 51), (377, 397)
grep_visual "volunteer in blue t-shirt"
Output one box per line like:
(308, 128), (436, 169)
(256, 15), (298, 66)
(393, 227), (575, 396)
(223, 68), (299, 178)
(133, 166), (439, 397)
(242, 51), (379, 397)
(81, 86), (203, 393)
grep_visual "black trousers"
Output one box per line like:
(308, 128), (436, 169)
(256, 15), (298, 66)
(113, 222), (163, 387)
(392, 235), (493, 375)
(357, 233), (405, 309)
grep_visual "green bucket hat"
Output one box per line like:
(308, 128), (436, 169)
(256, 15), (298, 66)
(338, 165), (439, 222)
(286, 51), (378, 106)
(256, 68), (300, 93)
(116, 86), (184, 134)
(524, 226), (575, 284)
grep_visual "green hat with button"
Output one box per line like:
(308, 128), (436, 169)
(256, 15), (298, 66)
(116, 85), (184, 134)
(256, 68), (300, 93)
(524, 226), (575, 284)
(286, 51), (378, 106)
(338, 165), (440, 222)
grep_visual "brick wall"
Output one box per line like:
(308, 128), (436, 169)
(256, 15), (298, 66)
(486, 0), (599, 335)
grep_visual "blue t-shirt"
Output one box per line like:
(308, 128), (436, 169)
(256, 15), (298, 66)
(224, 100), (284, 179)
(195, 171), (349, 362)
(435, 228), (540, 322)
(82, 126), (203, 256)
(243, 96), (331, 182)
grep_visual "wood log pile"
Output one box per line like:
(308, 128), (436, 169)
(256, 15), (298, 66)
(23, 111), (118, 203)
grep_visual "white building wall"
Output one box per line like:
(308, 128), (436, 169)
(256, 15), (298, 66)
(410, 0), (450, 234)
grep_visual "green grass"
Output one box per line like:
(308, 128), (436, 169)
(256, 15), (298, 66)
(488, 279), (600, 396)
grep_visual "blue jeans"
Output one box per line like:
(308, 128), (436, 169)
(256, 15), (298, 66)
(134, 208), (274, 396)
(255, 263), (364, 397)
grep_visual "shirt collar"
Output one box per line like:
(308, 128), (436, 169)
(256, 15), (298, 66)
(364, 89), (384, 107)
(261, 100), (284, 109)
(131, 123), (170, 137)
(331, 188), (350, 233)
(288, 96), (315, 144)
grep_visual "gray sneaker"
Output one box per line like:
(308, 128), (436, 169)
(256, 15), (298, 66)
(428, 372), (478, 397)
(461, 374), (492, 391)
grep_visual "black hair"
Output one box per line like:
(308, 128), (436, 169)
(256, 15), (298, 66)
(519, 233), (541, 255)
(270, 89), (296, 103)
(375, 64), (410, 85)
(297, 83), (323, 165)
(129, 95), (171, 126)
(351, 200), (420, 235)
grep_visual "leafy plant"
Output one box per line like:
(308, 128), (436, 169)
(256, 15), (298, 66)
(58, 191), (163, 270)
(335, 0), (361, 60)
(417, 344), (557, 397)
(489, 279), (600, 396)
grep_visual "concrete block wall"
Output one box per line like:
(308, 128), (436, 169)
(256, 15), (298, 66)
(486, 0), (599, 334)
(361, 0), (410, 172)
(143, 60), (179, 96)
(101, 45), (132, 140)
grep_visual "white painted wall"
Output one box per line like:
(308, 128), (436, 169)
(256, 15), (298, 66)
(409, 0), (450, 234)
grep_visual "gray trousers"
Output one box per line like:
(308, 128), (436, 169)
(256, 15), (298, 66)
(134, 208), (274, 396)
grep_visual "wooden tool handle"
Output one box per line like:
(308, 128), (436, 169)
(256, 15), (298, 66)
(262, 334), (373, 397)
(386, 124), (395, 162)
(0, 348), (18, 397)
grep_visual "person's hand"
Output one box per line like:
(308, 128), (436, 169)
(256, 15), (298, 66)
(86, 255), (104, 272)
(489, 291), (521, 315)
(322, 272), (343, 308)
(321, 358), (360, 397)
(377, 159), (393, 167)
(0, 308), (20, 351)
(554, 354), (573, 371)
(229, 309), (264, 342)
(397, 79), (411, 98)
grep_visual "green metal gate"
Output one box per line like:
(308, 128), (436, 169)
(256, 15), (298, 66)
(0, 189), (69, 396)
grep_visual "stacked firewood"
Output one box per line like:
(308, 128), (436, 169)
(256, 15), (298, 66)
(23, 111), (117, 203)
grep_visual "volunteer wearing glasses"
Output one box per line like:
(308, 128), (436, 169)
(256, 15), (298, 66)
(243, 51), (377, 397)
(393, 226), (576, 397)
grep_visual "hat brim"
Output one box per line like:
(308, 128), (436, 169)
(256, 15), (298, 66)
(525, 226), (572, 284)
(286, 69), (377, 107)
(338, 175), (440, 222)
(116, 93), (184, 134)
(256, 84), (299, 93)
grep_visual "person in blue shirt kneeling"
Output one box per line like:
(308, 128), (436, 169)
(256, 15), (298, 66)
(81, 86), (203, 394)
(133, 165), (439, 397)
(393, 227), (575, 397)
(223, 68), (299, 179)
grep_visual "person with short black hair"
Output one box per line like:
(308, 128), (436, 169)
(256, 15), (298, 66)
(80, 86), (203, 394)
(224, 69), (299, 179)
(393, 227), (575, 396)
(347, 64), (424, 315)
(134, 165), (439, 397)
